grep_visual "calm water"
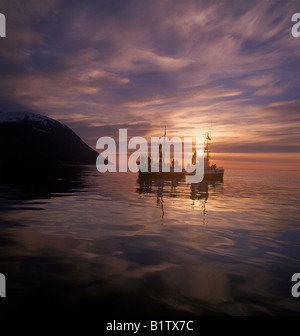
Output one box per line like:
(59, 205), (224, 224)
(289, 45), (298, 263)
(0, 166), (300, 316)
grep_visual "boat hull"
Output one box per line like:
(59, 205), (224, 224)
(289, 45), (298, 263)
(204, 169), (224, 181)
(138, 169), (224, 182)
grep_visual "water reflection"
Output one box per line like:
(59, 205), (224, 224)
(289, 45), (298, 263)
(0, 165), (89, 212)
(136, 177), (223, 221)
(136, 177), (212, 201)
(0, 167), (300, 316)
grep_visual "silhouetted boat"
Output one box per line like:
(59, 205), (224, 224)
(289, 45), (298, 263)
(201, 132), (224, 181)
(138, 129), (224, 182)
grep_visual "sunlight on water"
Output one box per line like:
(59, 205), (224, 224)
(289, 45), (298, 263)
(0, 166), (300, 315)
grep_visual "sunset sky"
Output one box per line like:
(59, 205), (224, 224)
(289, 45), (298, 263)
(0, 0), (300, 170)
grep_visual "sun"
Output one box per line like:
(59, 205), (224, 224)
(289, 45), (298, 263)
(197, 149), (204, 157)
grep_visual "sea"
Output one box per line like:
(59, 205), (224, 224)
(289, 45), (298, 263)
(0, 166), (300, 316)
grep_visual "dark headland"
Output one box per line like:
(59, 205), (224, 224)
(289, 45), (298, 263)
(0, 111), (99, 168)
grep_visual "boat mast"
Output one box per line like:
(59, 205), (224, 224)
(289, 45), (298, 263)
(205, 133), (210, 169)
(163, 126), (166, 167)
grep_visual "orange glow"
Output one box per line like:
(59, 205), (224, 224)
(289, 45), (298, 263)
(211, 152), (300, 171)
(197, 149), (204, 157)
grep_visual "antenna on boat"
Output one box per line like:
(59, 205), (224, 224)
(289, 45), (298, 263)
(205, 132), (211, 169)
(163, 126), (166, 167)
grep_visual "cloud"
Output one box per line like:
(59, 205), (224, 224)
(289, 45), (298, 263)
(0, 0), (299, 160)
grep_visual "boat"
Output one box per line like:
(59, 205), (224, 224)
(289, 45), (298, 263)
(138, 129), (224, 182)
(201, 133), (225, 181)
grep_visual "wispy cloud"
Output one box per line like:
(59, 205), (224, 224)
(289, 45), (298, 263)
(0, 0), (299, 163)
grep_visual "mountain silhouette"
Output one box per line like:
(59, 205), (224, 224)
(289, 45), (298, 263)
(0, 112), (101, 167)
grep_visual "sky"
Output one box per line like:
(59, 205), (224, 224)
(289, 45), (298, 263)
(0, 0), (300, 170)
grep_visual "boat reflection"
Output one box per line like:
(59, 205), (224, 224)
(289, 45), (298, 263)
(136, 177), (224, 220)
